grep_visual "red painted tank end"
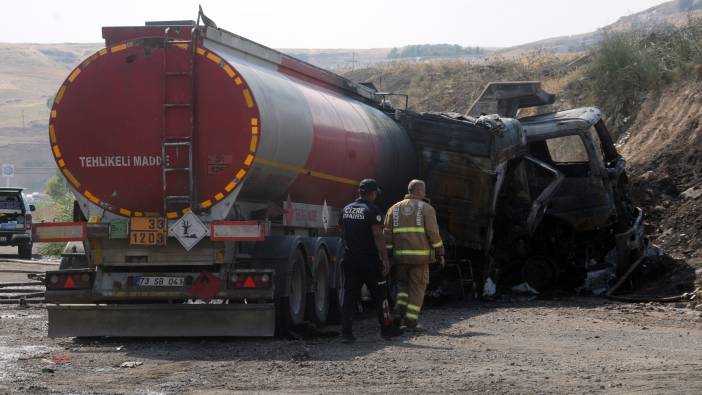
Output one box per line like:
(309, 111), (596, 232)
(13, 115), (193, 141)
(49, 39), (260, 217)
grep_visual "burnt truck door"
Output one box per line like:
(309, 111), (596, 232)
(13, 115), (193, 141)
(593, 119), (646, 271)
(523, 120), (614, 231)
(593, 119), (631, 228)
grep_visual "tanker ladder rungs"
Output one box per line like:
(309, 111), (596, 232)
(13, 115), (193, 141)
(166, 39), (193, 45)
(161, 29), (197, 214)
(162, 140), (192, 146)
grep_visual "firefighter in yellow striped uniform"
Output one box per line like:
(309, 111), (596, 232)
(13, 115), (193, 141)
(384, 179), (444, 331)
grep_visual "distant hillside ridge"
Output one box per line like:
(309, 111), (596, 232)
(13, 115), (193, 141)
(495, 0), (702, 57)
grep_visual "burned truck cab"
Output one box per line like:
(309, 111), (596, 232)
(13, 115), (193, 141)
(400, 109), (564, 297)
(521, 108), (617, 231)
(425, 81), (649, 295)
(519, 108), (645, 283)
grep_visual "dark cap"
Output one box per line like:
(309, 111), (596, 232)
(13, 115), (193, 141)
(359, 178), (382, 193)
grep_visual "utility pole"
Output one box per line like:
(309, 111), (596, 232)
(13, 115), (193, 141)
(344, 52), (358, 71)
(21, 110), (25, 132)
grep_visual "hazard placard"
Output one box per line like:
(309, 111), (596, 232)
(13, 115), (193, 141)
(169, 211), (208, 251)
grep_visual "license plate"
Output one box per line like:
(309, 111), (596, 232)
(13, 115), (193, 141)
(137, 276), (184, 287)
(0, 236), (6, 242)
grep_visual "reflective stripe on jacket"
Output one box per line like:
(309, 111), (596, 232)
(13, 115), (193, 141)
(384, 194), (444, 265)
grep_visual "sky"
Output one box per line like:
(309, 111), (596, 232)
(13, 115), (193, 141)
(3, 0), (670, 48)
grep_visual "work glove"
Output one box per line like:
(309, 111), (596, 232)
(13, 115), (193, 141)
(381, 258), (390, 277)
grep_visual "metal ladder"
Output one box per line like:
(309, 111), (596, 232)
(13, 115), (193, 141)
(161, 27), (199, 215)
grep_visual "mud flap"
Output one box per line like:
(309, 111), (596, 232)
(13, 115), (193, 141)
(47, 303), (275, 337)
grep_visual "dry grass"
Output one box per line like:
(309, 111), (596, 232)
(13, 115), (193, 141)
(343, 51), (585, 114)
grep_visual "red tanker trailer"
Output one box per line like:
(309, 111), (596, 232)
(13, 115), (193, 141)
(40, 15), (415, 336)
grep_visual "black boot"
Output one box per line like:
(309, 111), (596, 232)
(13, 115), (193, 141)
(381, 324), (404, 340)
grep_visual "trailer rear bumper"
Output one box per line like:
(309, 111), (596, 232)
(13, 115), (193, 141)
(47, 303), (275, 337)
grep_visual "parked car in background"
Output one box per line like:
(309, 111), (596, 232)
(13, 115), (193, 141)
(0, 187), (36, 259)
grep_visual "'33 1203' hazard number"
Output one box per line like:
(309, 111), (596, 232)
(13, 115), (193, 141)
(130, 231), (165, 245)
(129, 217), (167, 246)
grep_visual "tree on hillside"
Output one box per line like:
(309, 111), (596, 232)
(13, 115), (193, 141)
(45, 170), (71, 204)
(387, 44), (484, 59)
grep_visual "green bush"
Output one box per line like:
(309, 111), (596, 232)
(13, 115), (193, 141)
(665, 17), (702, 76)
(38, 171), (74, 256)
(45, 170), (72, 205)
(587, 32), (667, 126)
(585, 17), (702, 136)
(388, 44), (483, 59)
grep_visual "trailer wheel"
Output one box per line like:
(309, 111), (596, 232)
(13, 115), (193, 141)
(275, 248), (308, 335)
(308, 248), (330, 324)
(335, 259), (345, 313)
(289, 248), (308, 324)
(327, 247), (345, 324)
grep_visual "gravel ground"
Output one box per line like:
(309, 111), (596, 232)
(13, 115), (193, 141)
(2, 247), (702, 394)
(1, 297), (702, 394)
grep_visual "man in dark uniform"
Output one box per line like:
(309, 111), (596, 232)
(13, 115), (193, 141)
(338, 179), (403, 343)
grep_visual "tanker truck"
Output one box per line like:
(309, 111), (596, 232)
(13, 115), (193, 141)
(36, 13), (646, 337)
(39, 15), (416, 337)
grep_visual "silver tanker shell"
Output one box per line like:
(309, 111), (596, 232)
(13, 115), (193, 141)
(202, 31), (416, 212)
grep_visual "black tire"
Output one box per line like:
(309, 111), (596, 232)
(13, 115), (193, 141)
(275, 248), (307, 335)
(308, 248), (330, 324)
(18, 243), (32, 259)
(329, 257), (345, 323)
(522, 256), (558, 292)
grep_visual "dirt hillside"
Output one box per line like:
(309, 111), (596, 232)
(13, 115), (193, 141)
(620, 75), (702, 260)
